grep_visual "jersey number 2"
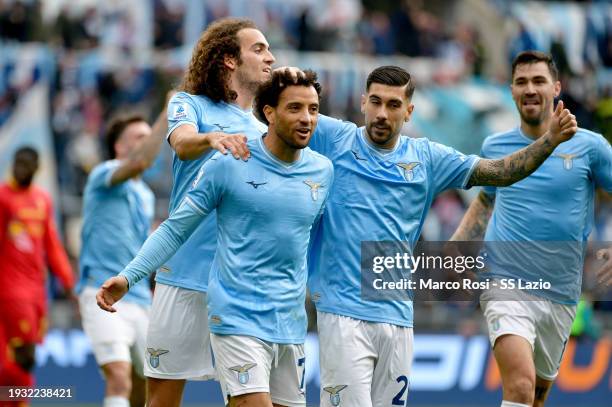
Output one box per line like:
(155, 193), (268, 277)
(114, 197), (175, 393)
(392, 375), (409, 406)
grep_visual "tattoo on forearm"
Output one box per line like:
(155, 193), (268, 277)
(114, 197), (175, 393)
(451, 192), (494, 241)
(467, 194), (494, 240)
(469, 136), (555, 187)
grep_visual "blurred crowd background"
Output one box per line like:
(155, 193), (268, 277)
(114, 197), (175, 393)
(1, 0), (611, 338)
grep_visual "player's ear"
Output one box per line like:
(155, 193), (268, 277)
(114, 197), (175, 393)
(404, 103), (414, 122)
(224, 54), (237, 70)
(360, 94), (366, 114)
(263, 105), (275, 125)
(553, 80), (561, 98)
(113, 141), (123, 159)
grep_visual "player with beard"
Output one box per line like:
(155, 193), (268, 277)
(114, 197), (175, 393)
(96, 18), (274, 407)
(303, 64), (578, 407)
(451, 51), (611, 407)
(98, 70), (333, 407)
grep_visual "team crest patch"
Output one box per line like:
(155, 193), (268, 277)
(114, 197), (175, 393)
(304, 180), (323, 201)
(173, 104), (188, 120)
(555, 153), (575, 170)
(147, 348), (169, 368)
(324, 385), (348, 406)
(229, 363), (257, 384)
(396, 162), (420, 181)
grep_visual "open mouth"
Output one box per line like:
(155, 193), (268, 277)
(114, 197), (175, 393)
(263, 67), (271, 74)
(522, 99), (540, 106)
(296, 128), (311, 136)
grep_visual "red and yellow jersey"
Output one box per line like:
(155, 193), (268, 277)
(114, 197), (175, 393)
(0, 182), (74, 302)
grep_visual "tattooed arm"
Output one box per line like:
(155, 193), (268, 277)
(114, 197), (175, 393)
(450, 191), (495, 241)
(468, 101), (577, 187)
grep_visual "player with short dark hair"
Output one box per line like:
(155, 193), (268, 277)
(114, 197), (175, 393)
(78, 109), (166, 407)
(303, 63), (578, 407)
(96, 17), (277, 407)
(451, 50), (611, 407)
(0, 146), (75, 395)
(98, 70), (332, 407)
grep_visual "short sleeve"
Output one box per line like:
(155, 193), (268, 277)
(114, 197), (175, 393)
(167, 92), (201, 140)
(428, 141), (480, 196)
(88, 161), (121, 190)
(591, 135), (612, 192)
(310, 114), (357, 157)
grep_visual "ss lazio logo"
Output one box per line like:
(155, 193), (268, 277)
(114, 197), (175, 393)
(396, 162), (421, 181)
(229, 363), (257, 384)
(303, 180), (323, 201)
(554, 153), (575, 170)
(324, 385), (348, 406)
(147, 348), (169, 368)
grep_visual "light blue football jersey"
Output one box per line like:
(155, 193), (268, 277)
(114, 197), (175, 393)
(482, 127), (612, 304)
(120, 136), (334, 343)
(155, 91), (266, 292)
(78, 160), (154, 305)
(307, 115), (480, 327)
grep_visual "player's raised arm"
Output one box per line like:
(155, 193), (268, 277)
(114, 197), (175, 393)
(108, 104), (169, 186)
(467, 101), (577, 187)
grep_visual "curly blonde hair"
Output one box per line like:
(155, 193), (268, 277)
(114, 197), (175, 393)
(180, 18), (256, 103)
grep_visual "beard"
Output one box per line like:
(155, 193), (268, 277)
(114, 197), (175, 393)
(517, 96), (553, 126)
(236, 67), (266, 94)
(275, 123), (309, 150)
(520, 111), (543, 126)
(366, 121), (396, 146)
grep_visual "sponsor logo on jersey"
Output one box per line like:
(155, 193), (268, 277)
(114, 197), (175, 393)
(246, 181), (267, 189)
(173, 104), (188, 120)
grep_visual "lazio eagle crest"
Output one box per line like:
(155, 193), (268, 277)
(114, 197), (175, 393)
(555, 153), (575, 170)
(304, 180), (323, 201)
(324, 385), (348, 406)
(147, 348), (169, 368)
(396, 162), (420, 181)
(229, 363), (257, 384)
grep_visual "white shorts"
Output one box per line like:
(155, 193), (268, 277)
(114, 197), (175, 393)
(480, 285), (576, 380)
(79, 286), (149, 376)
(211, 334), (306, 407)
(144, 283), (215, 380)
(317, 311), (414, 407)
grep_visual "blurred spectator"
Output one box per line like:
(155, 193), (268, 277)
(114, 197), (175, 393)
(508, 22), (539, 63)
(154, 0), (184, 49)
(357, 11), (395, 55)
